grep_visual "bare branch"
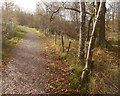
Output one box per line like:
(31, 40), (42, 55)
(64, 7), (93, 15)
(64, 7), (80, 13)
(50, 7), (62, 22)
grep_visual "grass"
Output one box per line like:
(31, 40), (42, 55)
(26, 27), (119, 94)
(32, 28), (85, 91)
(2, 26), (26, 58)
(91, 47), (119, 94)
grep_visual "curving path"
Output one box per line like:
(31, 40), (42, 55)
(2, 28), (48, 94)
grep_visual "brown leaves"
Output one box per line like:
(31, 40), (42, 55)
(43, 49), (72, 93)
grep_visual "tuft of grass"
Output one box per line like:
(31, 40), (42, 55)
(69, 74), (80, 89)
(108, 39), (119, 46)
(60, 52), (67, 60)
(68, 64), (84, 90)
(68, 64), (83, 75)
(2, 26), (26, 58)
(89, 76), (96, 94)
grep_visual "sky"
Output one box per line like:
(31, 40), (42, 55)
(0, 0), (119, 13)
(0, 0), (70, 12)
(0, 0), (40, 12)
(0, 0), (73, 13)
(11, 0), (40, 12)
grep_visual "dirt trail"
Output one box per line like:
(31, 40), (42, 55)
(2, 28), (49, 94)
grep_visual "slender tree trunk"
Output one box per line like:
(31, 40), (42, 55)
(54, 31), (57, 45)
(112, 2), (115, 32)
(87, 16), (93, 41)
(61, 35), (64, 52)
(78, 2), (86, 65)
(67, 40), (71, 55)
(75, 2), (80, 35)
(81, 0), (103, 92)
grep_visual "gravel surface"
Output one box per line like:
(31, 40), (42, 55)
(2, 29), (49, 94)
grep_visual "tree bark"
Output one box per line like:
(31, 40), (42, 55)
(87, 16), (93, 41)
(95, 1), (106, 46)
(78, 2), (86, 65)
(81, 0), (103, 92)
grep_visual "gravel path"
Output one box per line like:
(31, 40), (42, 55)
(2, 29), (48, 94)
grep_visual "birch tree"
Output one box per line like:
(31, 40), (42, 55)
(80, 0), (103, 92)
(78, 1), (86, 65)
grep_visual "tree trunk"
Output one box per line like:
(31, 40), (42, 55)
(78, 2), (86, 65)
(67, 40), (71, 55)
(54, 31), (57, 45)
(96, 1), (106, 46)
(112, 2), (115, 32)
(87, 16), (93, 41)
(61, 35), (64, 52)
(81, 0), (103, 92)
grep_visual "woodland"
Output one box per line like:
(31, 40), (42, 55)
(1, 0), (120, 95)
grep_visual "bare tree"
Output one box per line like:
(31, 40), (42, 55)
(81, 0), (103, 92)
(78, 1), (86, 64)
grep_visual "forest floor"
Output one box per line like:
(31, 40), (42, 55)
(1, 27), (119, 94)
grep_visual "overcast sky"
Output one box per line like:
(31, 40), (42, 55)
(0, 0), (119, 13)
(0, 0), (39, 12)
(0, 0), (72, 12)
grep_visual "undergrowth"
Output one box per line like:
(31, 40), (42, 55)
(2, 26), (26, 58)
(30, 27), (119, 94)
(34, 29), (88, 92)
